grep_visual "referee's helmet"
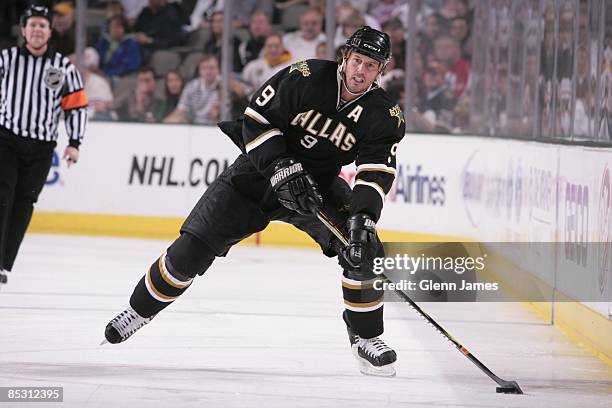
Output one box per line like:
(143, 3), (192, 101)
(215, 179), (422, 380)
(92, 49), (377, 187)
(20, 5), (53, 27)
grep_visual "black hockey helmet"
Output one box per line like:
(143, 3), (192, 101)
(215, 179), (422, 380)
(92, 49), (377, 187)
(345, 26), (392, 64)
(20, 5), (53, 27)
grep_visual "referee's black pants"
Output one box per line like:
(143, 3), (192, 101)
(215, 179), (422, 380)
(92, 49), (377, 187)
(0, 130), (54, 271)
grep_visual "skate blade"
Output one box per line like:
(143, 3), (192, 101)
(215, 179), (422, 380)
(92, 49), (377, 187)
(357, 360), (396, 377)
(352, 347), (396, 377)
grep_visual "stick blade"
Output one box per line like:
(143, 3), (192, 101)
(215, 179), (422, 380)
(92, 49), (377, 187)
(496, 380), (523, 394)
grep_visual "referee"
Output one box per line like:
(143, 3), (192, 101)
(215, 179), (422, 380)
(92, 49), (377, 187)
(0, 5), (88, 289)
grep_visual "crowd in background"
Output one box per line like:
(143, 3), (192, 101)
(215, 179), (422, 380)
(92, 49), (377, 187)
(0, 0), (474, 129)
(0, 0), (611, 141)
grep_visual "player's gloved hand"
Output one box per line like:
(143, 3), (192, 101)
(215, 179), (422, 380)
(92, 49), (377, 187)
(338, 213), (378, 271)
(270, 158), (323, 215)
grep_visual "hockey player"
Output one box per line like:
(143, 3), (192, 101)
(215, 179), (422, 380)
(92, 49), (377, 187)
(104, 26), (405, 377)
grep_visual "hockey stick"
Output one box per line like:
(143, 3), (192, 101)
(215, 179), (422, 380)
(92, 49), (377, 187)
(315, 210), (523, 394)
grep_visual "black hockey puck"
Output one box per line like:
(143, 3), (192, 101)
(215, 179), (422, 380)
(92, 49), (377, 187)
(495, 387), (523, 394)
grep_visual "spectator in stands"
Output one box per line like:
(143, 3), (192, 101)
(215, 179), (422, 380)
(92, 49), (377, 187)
(343, 0), (370, 14)
(184, 0), (271, 30)
(389, 0), (434, 31)
(420, 61), (455, 126)
(334, 10), (365, 49)
(556, 77), (573, 137)
(433, 35), (470, 98)
(106, 1), (125, 21)
(96, 16), (142, 79)
(541, 18), (556, 81)
(557, 8), (575, 79)
(418, 13), (441, 59)
(450, 97), (470, 134)
(231, 0), (274, 28)
(121, 0), (148, 28)
(159, 70), (184, 121)
(184, 0), (219, 32)
(450, 16), (471, 60)
(239, 10), (273, 67)
(315, 41), (328, 60)
(413, 51), (426, 104)
(241, 33), (292, 98)
(519, 53), (539, 133)
(282, 8), (325, 62)
(78, 48), (114, 122)
(384, 77), (405, 107)
(599, 48), (612, 140)
(573, 46), (592, 137)
(164, 55), (220, 125)
(437, 0), (468, 26)
(494, 63), (509, 132)
(275, 0), (325, 16)
(335, 3), (380, 33)
(50, 2), (76, 56)
(114, 67), (164, 122)
(380, 54), (404, 91)
(370, 0), (402, 27)
(203, 11), (243, 73)
(386, 76), (453, 135)
(382, 18), (405, 66)
(134, 0), (183, 58)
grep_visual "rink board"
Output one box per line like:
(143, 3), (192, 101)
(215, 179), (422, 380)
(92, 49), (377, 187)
(29, 122), (611, 362)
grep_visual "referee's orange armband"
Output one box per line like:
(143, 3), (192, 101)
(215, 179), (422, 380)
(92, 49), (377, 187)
(61, 89), (88, 110)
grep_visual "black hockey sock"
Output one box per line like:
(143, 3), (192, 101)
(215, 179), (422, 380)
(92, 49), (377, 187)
(129, 253), (193, 318)
(341, 271), (384, 338)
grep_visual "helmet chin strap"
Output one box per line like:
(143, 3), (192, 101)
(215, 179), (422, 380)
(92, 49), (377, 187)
(342, 75), (368, 97)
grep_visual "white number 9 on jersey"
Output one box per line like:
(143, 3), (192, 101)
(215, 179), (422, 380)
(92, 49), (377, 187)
(300, 134), (318, 149)
(255, 85), (275, 106)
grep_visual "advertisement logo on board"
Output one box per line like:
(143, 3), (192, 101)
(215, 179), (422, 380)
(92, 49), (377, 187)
(564, 181), (589, 267)
(45, 150), (61, 186)
(387, 163), (446, 206)
(461, 151), (524, 228)
(128, 155), (231, 188)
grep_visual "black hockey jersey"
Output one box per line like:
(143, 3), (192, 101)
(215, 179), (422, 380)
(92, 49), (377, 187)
(242, 59), (405, 222)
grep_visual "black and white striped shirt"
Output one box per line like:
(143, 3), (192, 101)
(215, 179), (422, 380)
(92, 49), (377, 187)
(0, 45), (88, 146)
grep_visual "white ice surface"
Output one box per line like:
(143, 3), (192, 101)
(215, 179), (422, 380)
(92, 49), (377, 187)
(0, 234), (610, 407)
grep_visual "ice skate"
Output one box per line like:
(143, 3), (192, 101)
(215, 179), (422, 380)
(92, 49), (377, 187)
(347, 324), (397, 377)
(102, 306), (154, 345)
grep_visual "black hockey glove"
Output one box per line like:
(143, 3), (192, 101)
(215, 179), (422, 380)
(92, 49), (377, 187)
(270, 158), (323, 215)
(338, 213), (378, 271)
